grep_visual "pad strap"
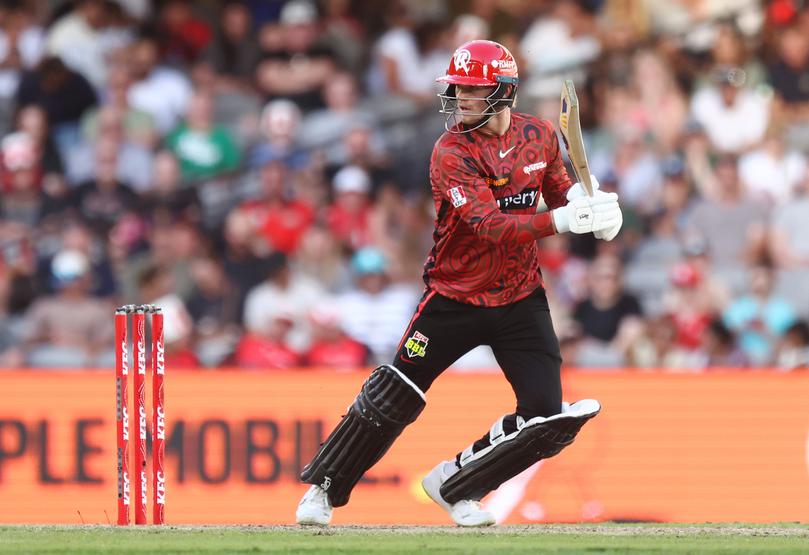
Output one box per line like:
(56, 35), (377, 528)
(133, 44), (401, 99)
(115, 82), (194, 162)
(441, 400), (600, 504)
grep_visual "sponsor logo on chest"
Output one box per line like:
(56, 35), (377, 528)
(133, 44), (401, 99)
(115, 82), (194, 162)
(496, 187), (539, 210)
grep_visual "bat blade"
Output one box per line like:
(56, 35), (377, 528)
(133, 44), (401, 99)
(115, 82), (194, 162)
(559, 80), (594, 196)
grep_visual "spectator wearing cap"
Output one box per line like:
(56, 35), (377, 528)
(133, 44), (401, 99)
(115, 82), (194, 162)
(0, 132), (45, 227)
(327, 165), (373, 250)
(41, 221), (117, 299)
(690, 65), (770, 154)
(663, 262), (717, 351)
(248, 99), (308, 170)
(324, 123), (393, 190)
(166, 91), (240, 181)
(678, 237), (732, 314)
(22, 249), (113, 367)
(337, 247), (418, 364)
(243, 251), (327, 353)
(304, 304), (370, 369)
(253, 0), (337, 111)
(723, 261), (797, 365)
(233, 305), (302, 369)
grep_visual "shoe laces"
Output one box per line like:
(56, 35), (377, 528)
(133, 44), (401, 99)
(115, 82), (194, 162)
(455, 499), (484, 513)
(303, 485), (330, 507)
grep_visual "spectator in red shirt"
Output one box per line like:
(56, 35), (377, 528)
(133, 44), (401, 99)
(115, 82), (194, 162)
(241, 159), (314, 254)
(158, 0), (212, 65)
(305, 304), (370, 369)
(665, 262), (715, 350)
(326, 165), (372, 250)
(233, 310), (302, 369)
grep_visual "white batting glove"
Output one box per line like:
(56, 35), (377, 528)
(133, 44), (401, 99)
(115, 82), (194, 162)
(563, 175), (623, 241)
(552, 192), (621, 236)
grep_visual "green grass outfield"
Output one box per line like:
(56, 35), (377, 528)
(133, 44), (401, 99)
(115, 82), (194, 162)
(1, 523), (808, 554)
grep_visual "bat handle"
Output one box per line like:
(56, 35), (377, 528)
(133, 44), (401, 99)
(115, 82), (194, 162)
(579, 171), (594, 197)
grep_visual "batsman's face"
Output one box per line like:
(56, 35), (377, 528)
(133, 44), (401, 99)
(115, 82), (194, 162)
(455, 85), (496, 122)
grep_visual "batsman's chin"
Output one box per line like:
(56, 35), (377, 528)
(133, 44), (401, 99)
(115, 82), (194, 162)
(456, 112), (482, 125)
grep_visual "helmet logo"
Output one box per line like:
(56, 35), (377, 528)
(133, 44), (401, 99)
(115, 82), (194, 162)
(453, 49), (472, 74)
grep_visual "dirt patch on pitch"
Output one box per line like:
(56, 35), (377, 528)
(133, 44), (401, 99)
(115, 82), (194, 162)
(8, 523), (809, 537)
(175, 524), (809, 537)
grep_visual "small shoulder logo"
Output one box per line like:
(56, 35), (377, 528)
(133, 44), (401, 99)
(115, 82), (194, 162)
(448, 186), (467, 208)
(405, 331), (429, 358)
(453, 49), (472, 74)
(321, 476), (332, 490)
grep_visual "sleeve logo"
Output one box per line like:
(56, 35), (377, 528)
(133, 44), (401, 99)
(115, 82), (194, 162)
(449, 186), (467, 208)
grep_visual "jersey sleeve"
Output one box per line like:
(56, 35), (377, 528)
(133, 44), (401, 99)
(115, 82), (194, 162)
(431, 142), (556, 244)
(541, 125), (574, 210)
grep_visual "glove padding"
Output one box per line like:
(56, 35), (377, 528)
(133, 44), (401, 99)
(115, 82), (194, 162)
(552, 192), (622, 236)
(562, 175), (623, 241)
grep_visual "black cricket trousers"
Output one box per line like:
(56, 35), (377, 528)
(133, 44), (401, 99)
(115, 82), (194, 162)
(392, 286), (562, 419)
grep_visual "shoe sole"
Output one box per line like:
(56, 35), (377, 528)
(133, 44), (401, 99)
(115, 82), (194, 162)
(297, 519), (329, 527)
(422, 473), (495, 527)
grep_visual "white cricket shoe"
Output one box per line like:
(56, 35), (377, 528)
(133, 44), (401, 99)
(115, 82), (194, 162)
(296, 485), (333, 526)
(422, 461), (496, 527)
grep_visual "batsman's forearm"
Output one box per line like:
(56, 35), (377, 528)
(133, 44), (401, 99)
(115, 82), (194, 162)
(471, 211), (556, 244)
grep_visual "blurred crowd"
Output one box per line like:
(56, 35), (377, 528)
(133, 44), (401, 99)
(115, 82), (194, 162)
(0, 0), (808, 371)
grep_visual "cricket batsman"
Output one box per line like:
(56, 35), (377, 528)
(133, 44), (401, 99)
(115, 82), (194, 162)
(296, 40), (622, 526)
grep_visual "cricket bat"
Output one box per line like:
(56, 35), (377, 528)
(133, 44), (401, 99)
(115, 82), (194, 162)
(559, 80), (594, 196)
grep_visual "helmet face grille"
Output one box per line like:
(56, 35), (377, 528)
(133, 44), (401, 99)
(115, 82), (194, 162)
(436, 82), (517, 134)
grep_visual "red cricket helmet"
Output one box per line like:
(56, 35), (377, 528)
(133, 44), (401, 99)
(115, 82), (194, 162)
(436, 40), (519, 87)
(436, 40), (519, 133)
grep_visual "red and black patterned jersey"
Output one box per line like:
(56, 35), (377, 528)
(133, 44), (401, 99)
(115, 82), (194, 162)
(423, 112), (573, 307)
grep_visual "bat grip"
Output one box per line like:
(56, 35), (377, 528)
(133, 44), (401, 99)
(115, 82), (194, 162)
(580, 173), (594, 197)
